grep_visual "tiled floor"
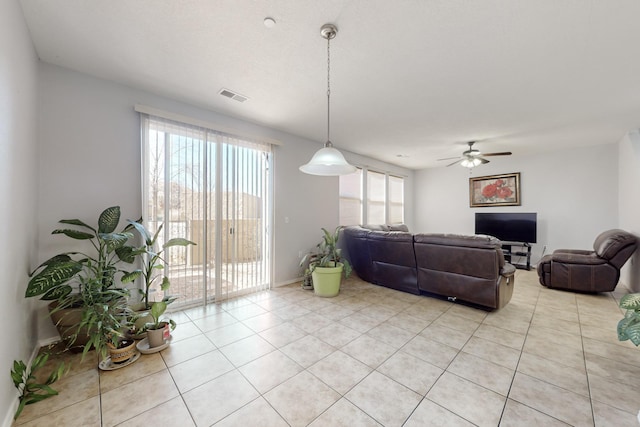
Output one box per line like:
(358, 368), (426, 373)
(15, 270), (640, 426)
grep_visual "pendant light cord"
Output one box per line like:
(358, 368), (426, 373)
(326, 32), (332, 147)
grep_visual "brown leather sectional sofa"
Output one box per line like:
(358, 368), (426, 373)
(342, 225), (516, 310)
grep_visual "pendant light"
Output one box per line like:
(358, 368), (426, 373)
(300, 24), (357, 176)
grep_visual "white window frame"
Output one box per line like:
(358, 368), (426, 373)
(339, 167), (405, 226)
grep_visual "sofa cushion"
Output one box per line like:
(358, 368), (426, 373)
(414, 233), (502, 250)
(593, 229), (637, 261)
(362, 224), (390, 231)
(389, 224), (409, 232)
(368, 230), (419, 294)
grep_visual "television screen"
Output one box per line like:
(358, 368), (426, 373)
(475, 212), (537, 243)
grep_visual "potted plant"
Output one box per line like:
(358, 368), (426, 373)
(617, 293), (640, 346)
(144, 300), (175, 349)
(301, 267), (314, 290)
(25, 206), (138, 358)
(300, 227), (352, 297)
(124, 220), (195, 337)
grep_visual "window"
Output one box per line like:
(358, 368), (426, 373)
(339, 168), (405, 226)
(141, 113), (272, 306)
(388, 174), (404, 224)
(339, 168), (362, 226)
(367, 170), (386, 225)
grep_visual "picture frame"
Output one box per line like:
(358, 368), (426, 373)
(469, 172), (521, 207)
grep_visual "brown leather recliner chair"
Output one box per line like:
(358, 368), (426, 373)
(537, 229), (637, 292)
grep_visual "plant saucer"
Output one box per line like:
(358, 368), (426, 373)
(98, 352), (141, 371)
(136, 336), (172, 354)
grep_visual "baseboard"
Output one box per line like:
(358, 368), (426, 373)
(273, 277), (302, 287)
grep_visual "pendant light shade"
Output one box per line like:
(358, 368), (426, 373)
(300, 24), (356, 176)
(299, 141), (356, 176)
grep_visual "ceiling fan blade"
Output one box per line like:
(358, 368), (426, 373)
(437, 156), (461, 161)
(479, 157), (490, 164)
(482, 152), (512, 156)
(446, 159), (463, 167)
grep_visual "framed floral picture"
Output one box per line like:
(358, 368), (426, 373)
(469, 172), (520, 207)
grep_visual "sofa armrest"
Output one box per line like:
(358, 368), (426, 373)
(552, 252), (607, 265)
(501, 263), (516, 277)
(554, 249), (593, 256)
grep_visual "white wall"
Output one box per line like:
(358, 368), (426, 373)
(36, 63), (413, 339)
(618, 130), (640, 292)
(0, 0), (40, 423)
(414, 143), (619, 267)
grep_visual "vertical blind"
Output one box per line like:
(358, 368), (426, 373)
(141, 113), (272, 306)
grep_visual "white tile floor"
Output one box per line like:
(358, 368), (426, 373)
(15, 270), (640, 426)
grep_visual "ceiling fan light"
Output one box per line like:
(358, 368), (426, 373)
(460, 157), (482, 168)
(299, 144), (357, 176)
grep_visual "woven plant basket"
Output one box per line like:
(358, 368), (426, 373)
(107, 339), (137, 363)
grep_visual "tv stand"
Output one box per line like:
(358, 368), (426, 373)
(502, 242), (531, 270)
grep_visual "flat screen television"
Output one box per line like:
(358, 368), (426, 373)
(475, 212), (537, 243)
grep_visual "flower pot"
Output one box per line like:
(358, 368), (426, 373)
(48, 302), (93, 353)
(311, 263), (344, 297)
(146, 322), (170, 348)
(107, 339), (137, 364)
(301, 273), (314, 290)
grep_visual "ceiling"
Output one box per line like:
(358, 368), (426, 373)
(18, 0), (640, 169)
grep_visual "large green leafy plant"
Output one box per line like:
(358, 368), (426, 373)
(25, 206), (138, 358)
(617, 293), (640, 346)
(301, 226), (352, 278)
(26, 206), (137, 303)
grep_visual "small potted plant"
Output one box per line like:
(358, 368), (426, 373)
(77, 277), (137, 364)
(618, 293), (640, 346)
(144, 300), (176, 349)
(301, 267), (314, 290)
(300, 227), (352, 297)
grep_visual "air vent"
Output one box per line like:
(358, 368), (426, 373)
(219, 88), (249, 103)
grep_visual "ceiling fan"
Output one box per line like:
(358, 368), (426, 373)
(438, 141), (512, 168)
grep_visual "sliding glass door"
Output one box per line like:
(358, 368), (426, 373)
(142, 115), (271, 307)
